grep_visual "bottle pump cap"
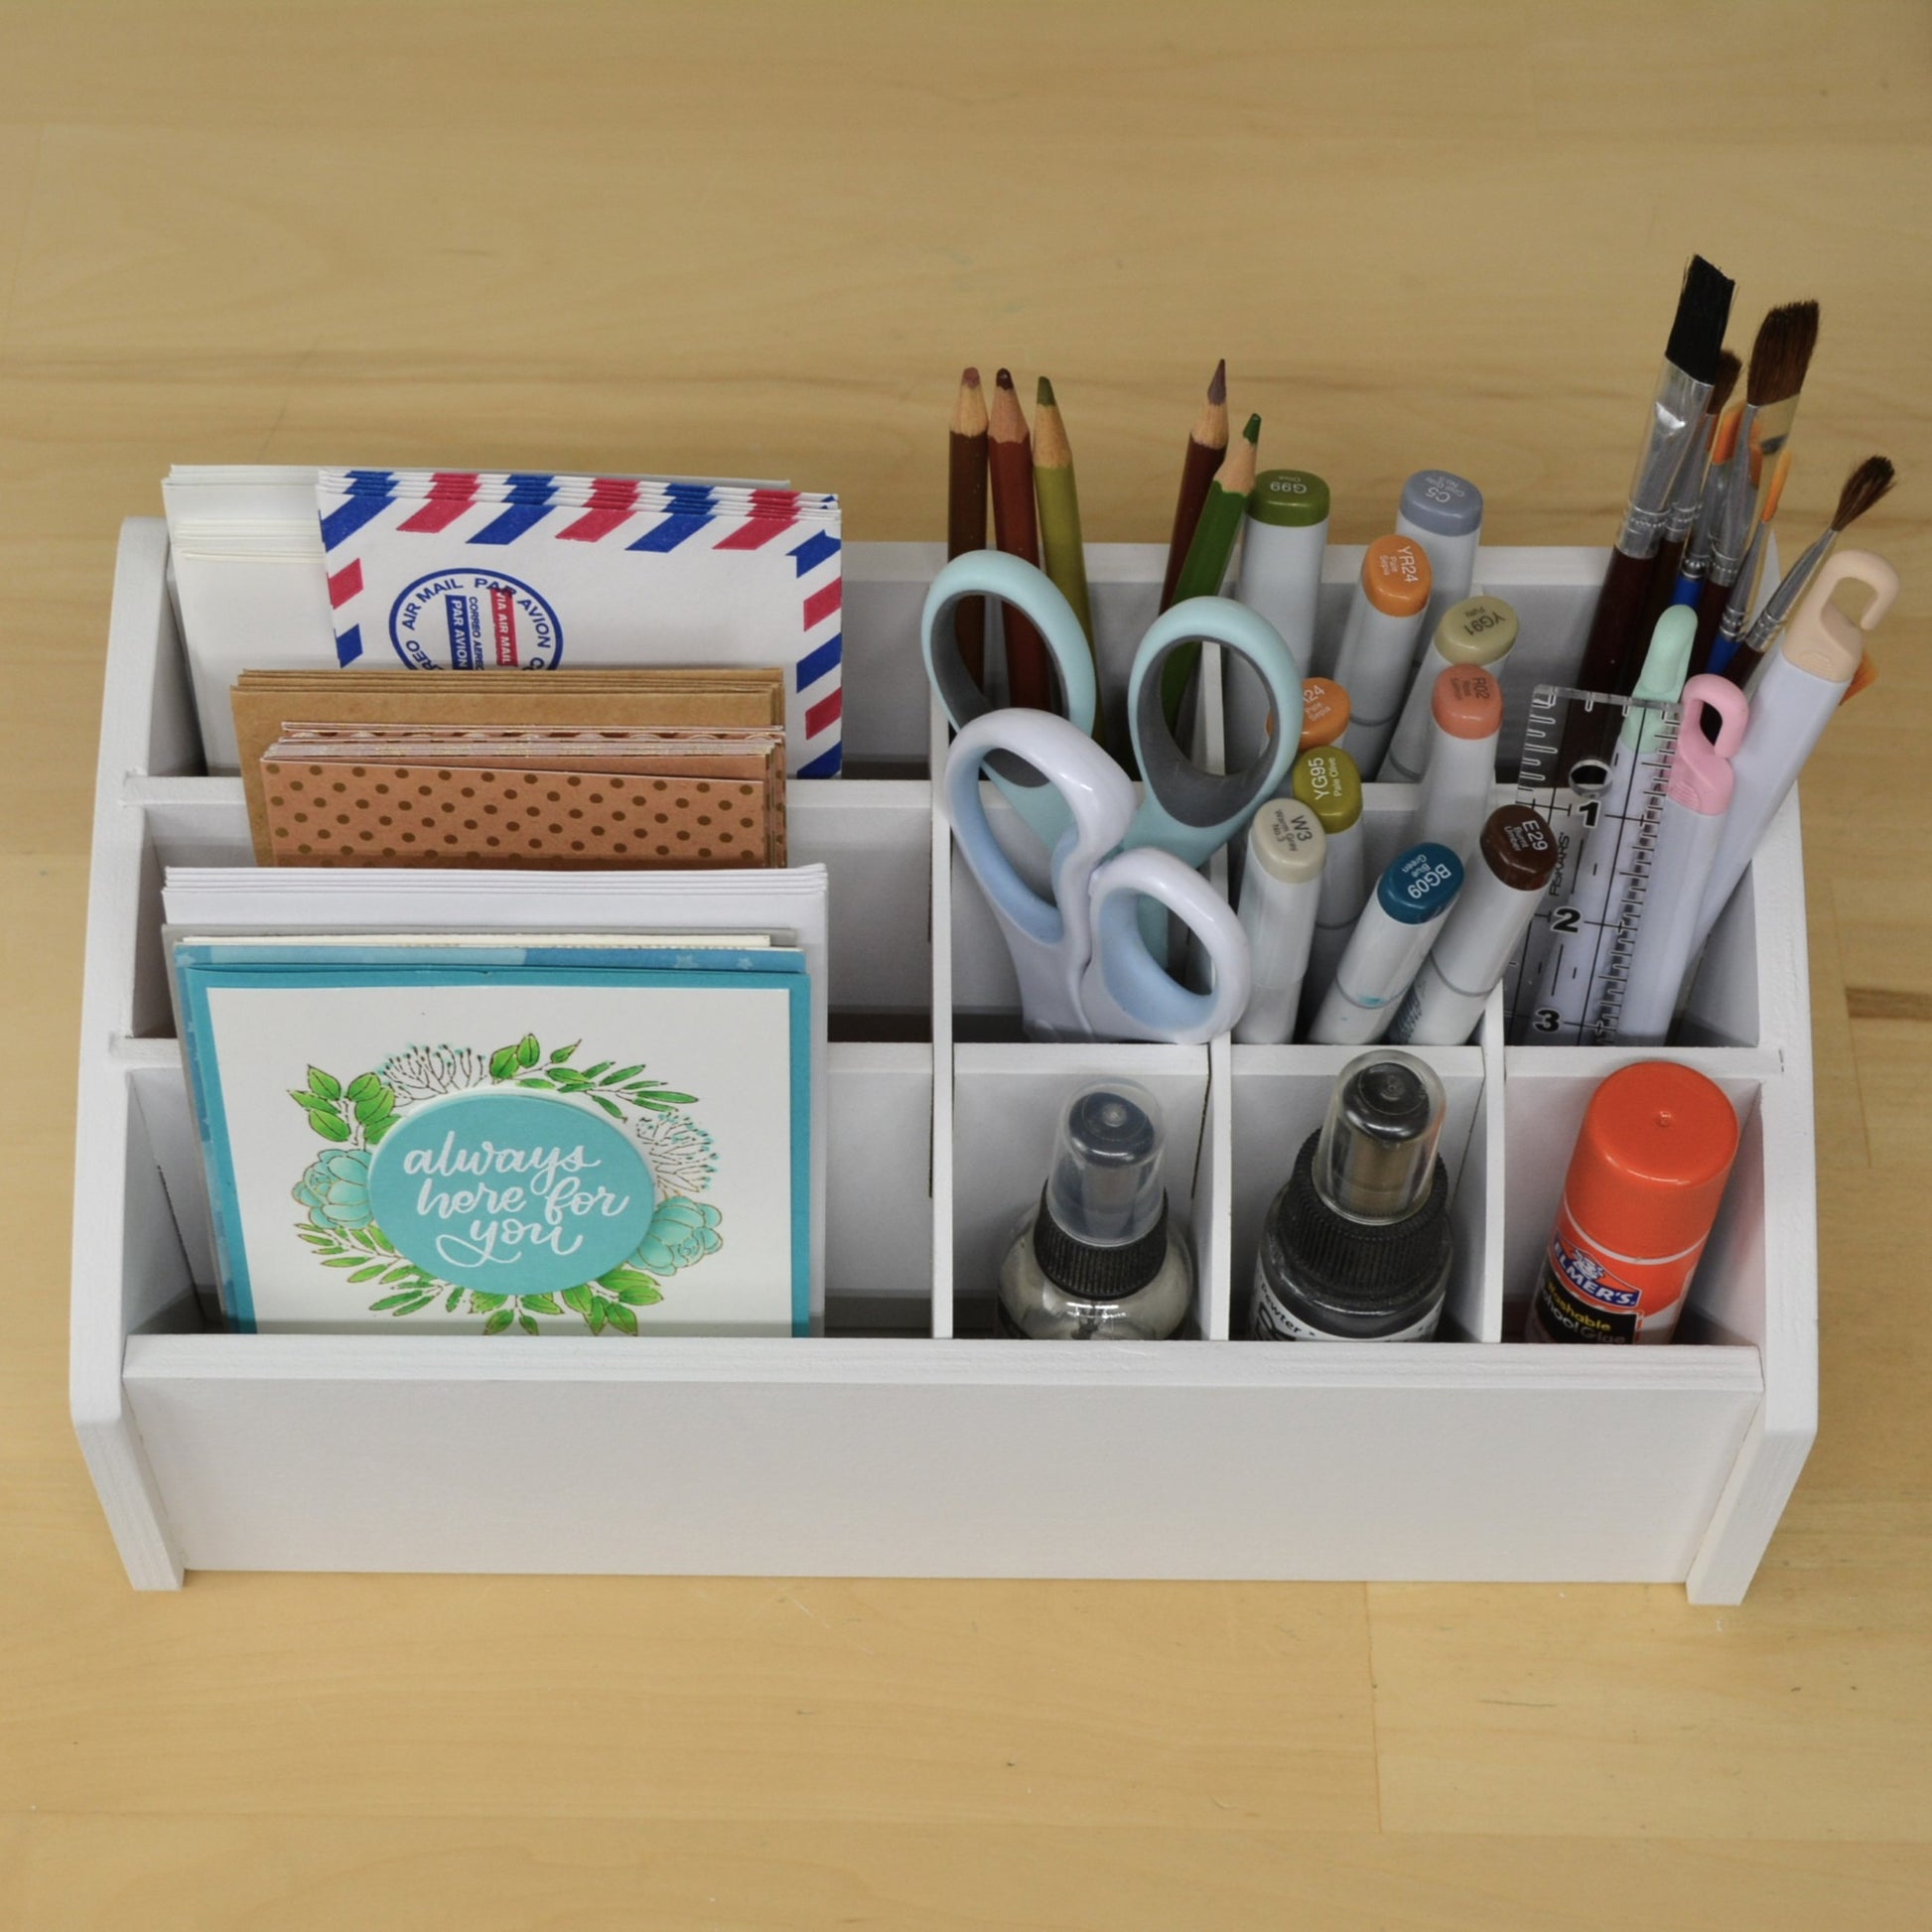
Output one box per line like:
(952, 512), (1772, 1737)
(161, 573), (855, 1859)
(1046, 1080), (1167, 1249)
(1315, 1051), (1448, 1223)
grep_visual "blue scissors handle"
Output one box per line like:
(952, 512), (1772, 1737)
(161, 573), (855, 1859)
(1124, 597), (1304, 871)
(1079, 847), (1252, 1045)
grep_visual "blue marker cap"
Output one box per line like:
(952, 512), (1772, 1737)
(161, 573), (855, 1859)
(1378, 843), (1463, 924)
(1399, 471), (1484, 538)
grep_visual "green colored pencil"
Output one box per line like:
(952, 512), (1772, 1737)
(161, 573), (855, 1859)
(1033, 377), (1100, 737)
(1160, 412), (1260, 729)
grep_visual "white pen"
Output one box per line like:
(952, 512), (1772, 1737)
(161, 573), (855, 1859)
(1310, 842), (1464, 1046)
(1691, 549), (1898, 958)
(1334, 536), (1432, 775)
(1390, 805), (1559, 1045)
(1616, 676), (1749, 1043)
(1395, 470), (1484, 650)
(1380, 593), (1518, 782)
(1414, 666), (1501, 864)
(1290, 746), (1366, 1020)
(1233, 798), (1326, 1044)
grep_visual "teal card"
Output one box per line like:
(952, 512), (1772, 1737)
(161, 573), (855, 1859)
(174, 942), (811, 1336)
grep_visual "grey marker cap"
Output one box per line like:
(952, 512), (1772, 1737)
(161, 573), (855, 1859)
(1399, 471), (1484, 537)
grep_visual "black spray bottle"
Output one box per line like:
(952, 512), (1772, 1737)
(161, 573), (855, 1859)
(1250, 1049), (1453, 1341)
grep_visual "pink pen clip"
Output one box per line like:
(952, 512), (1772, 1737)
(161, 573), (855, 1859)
(1668, 674), (1749, 814)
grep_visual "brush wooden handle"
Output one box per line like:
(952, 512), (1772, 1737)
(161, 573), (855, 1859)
(1558, 545), (1652, 781)
(1686, 574), (1732, 681)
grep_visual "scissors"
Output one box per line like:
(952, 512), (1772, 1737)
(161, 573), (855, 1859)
(921, 549), (1305, 874)
(945, 707), (1252, 1044)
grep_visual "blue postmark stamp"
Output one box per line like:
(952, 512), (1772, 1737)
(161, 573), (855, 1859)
(388, 568), (564, 668)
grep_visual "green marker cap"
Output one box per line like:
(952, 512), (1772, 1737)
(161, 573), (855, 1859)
(1248, 469), (1330, 529)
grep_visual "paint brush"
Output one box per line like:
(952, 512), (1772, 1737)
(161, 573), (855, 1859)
(1561, 254), (1733, 780)
(1687, 300), (1820, 677)
(1159, 358), (1229, 612)
(1633, 347), (1739, 660)
(947, 367), (991, 688)
(1725, 453), (1895, 685)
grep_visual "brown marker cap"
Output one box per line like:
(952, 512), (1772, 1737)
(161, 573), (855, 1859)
(1479, 804), (1559, 893)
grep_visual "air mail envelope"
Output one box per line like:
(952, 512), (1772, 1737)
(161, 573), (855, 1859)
(317, 473), (844, 776)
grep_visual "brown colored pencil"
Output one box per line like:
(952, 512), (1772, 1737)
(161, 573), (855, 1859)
(987, 368), (1052, 710)
(947, 367), (990, 687)
(1159, 357), (1228, 611)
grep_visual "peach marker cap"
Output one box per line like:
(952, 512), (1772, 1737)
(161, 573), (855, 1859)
(1431, 666), (1502, 740)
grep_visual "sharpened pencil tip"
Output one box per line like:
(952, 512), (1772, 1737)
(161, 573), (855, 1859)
(995, 368), (1016, 391)
(1207, 358), (1227, 405)
(1241, 412), (1261, 444)
(961, 366), (980, 389)
(1036, 375), (1055, 407)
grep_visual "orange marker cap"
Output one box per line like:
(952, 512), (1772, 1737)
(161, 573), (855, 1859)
(1299, 676), (1350, 751)
(1431, 665), (1502, 740)
(1360, 535), (1431, 619)
(1564, 1061), (1738, 1261)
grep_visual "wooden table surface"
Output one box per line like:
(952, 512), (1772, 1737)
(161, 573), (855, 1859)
(3, 4), (1928, 1924)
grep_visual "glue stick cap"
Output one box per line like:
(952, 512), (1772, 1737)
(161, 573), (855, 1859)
(1249, 469), (1330, 528)
(1563, 1062), (1739, 1260)
(1434, 595), (1518, 665)
(1399, 471), (1484, 537)
(1314, 1050), (1448, 1224)
(1361, 535), (1432, 618)
(1291, 746), (1363, 834)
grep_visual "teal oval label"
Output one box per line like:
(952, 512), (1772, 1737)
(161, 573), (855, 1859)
(366, 1090), (655, 1296)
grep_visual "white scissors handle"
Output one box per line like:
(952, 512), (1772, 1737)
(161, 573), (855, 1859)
(1078, 847), (1252, 1045)
(945, 710), (1134, 1040)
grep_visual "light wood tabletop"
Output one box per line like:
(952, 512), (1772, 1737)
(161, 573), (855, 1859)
(3, 3), (1928, 1924)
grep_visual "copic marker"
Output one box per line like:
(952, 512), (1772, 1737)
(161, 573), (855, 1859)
(1380, 594), (1518, 782)
(1234, 798), (1326, 1045)
(1309, 842), (1463, 1047)
(1389, 805), (1558, 1045)
(1334, 536), (1431, 774)
(1413, 666), (1501, 864)
(1290, 746), (1366, 1018)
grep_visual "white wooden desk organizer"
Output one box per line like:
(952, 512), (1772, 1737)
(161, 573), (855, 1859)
(74, 523), (1816, 1599)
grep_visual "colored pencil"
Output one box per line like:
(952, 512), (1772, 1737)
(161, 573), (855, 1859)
(1159, 358), (1228, 611)
(1160, 411), (1261, 728)
(987, 368), (1053, 710)
(1033, 375), (1095, 649)
(947, 366), (990, 687)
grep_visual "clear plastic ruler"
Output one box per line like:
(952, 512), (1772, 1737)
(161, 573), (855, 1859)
(1505, 684), (1680, 1045)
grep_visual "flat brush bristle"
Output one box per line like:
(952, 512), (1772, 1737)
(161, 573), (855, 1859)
(1665, 254), (1734, 385)
(1745, 301), (1821, 407)
(1707, 348), (1741, 418)
(1832, 454), (1895, 530)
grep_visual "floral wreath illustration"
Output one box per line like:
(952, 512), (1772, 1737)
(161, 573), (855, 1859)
(289, 1035), (721, 1334)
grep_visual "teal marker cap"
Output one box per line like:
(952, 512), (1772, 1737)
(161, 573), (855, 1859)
(1378, 843), (1463, 924)
(1249, 469), (1330, 528)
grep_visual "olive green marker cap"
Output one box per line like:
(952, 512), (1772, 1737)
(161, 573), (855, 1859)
(1290, 746), (1363, 834)
(1248, 469), (1331, 529)
(1433, 594), (1519, 665)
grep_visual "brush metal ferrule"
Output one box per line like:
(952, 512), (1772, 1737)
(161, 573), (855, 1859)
(1708, 404), (1759, 585)
(1719, 524), (1769, 642)
(1660, 411), (1721, 544)
(1746, 391), (1804, 526)
(1741, 525), (1838, 656)
(1680, 457), (1731, 581)
(1615, 360), (1716, 557)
